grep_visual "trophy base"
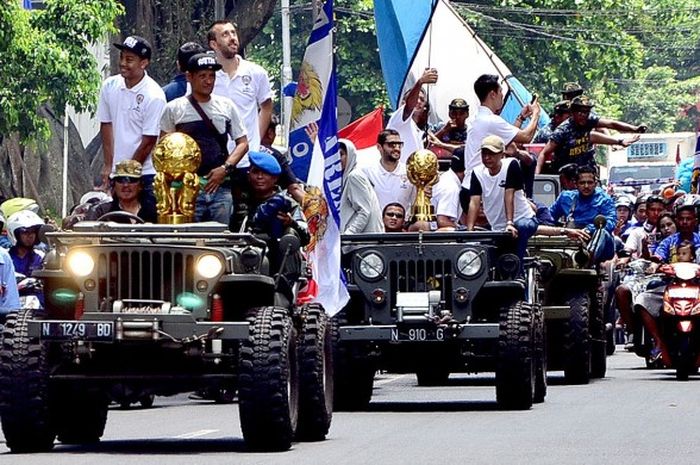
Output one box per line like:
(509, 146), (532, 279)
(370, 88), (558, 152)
(158, 213), (193, 224)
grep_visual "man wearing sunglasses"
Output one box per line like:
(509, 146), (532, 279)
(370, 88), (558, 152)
(382, 203), (407, 233)
(360, 129), (416, 214)
(536, 96), (645, 174)
(86, 160), (157, 223)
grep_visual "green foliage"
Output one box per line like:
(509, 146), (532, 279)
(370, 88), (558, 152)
(247, 0), (388, 120)
(0, 0), (123, 142)
(454, 0), (700, 131)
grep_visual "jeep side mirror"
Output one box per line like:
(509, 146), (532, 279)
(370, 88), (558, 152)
(593, 215), (607, 230)
(279, 232), (301, 254)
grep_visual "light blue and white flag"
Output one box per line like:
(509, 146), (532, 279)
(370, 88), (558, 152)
(375, 0), (548, 128)
(290, 0), (348, 317)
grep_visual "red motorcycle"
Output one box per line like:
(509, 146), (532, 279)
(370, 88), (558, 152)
(659, 262), (700, 380)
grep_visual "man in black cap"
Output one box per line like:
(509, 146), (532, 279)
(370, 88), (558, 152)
(536, 96), (646, 174)
(97, 35), (166, 205)
(162, 41), (206, 102)
(561, 82), (584, 101)
(431, 147), (466, 229)
(160, 52), (249, 225)
(431, 98), (469, 154)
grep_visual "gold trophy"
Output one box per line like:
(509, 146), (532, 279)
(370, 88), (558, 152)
(406, 149), (439, 223)
(152, 132), (202, 224)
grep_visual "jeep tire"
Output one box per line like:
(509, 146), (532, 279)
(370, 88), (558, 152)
(55, 387), (109, 444)
(0, 309), (56, 452)
(496, 301), (534, 410)
(296, 303), (333, 441)
(532, 303), (547, 403)
(331, 312), (375, 411)
(589, 291), (607, 379)
(564, 291), (591, 384)
(238, 306), (299, 451)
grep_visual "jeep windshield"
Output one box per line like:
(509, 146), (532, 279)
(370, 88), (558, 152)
(608, 165), (675, 189)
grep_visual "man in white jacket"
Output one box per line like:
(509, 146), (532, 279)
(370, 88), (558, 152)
(339, 139), (384, 234)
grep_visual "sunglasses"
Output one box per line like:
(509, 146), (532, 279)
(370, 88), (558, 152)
(385, 212), (404, 219)
(113, 176), (140, 184)
(385, 141), (404, 148)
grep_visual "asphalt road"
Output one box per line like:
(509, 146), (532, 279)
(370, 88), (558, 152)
(1, 349), (698, 465)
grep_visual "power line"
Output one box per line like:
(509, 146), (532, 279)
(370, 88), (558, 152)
(461, 7), (700, 51)
(452, 1), (700, 17)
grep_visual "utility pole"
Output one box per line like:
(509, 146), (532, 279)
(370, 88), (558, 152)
(281, 0), (292, 147)
(214, 0), (225, 19)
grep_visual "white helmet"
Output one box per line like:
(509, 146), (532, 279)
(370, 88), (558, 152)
(79, 191), (112, 206)
(7, 210), (44, 246)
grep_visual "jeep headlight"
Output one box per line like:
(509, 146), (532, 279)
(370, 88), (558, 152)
(196, 254), (223, 279)
(456, 250), (482, 278)
(358, 252), (384, 280)
(66, 250), (95, 277)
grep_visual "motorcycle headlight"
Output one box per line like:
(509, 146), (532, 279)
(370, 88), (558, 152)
(66, 250), (95, 277)
(196, 254), (224, 279)
(358, 252), (384, 280)
(456, 250), (482, 278)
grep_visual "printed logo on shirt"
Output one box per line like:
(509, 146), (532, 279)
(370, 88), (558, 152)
(400, 175), (411, 189)
(132, 93), (145, 112)
(498, 180), (506, 187)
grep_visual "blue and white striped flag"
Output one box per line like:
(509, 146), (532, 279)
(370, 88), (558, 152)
(291, 0), (348, 317)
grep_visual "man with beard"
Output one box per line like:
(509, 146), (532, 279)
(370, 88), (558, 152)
(359, 129), (416, 213)
(160, 53), (248, 224)
(208, 20), (273, 161)
(97, 36), (166, 204)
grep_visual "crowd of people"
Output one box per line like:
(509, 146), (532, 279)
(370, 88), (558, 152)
(0, 23), (690, 371)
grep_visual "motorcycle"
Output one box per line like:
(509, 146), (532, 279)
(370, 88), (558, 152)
(15, 273), (43, 310)
(658, 262), (700, 380)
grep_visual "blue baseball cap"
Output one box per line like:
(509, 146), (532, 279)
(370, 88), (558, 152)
(249, 151), (281, 176)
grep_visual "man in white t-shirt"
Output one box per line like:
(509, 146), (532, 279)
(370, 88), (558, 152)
(360, 129), (416, 214)
(208, 20), (273, 165)
(466, 135), (538, 260)
(97, 35), (166, 205)
(459, 74), (541, 212)
(431, 147), (465, 229)
(386, 68), (438, 163)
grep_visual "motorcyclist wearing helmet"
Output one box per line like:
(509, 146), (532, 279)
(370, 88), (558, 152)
(636, 196), (700, 365)
(614, 194), (634, 239)
(615, 195), (667, 348)
(7, 210), (45, 278)
(623, 195), (665, 259)
(629, 194), (649, 229)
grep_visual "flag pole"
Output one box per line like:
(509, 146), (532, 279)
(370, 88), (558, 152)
(281, 0), (293, 147)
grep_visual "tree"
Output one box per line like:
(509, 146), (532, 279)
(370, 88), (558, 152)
(0, 0), (123, 142)
(453, 0), (700, 132)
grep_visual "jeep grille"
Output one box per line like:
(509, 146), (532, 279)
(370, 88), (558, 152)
(389, 258), (453, 310)
(96, 250), (196, 302)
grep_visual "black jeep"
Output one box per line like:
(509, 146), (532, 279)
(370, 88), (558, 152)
(333, 231), (545, 410)
(0, 221), (332, 452)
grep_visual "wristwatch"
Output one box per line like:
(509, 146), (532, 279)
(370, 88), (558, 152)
(223, 161), (236, 175)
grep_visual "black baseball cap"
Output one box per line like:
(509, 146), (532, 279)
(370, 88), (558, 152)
(187, 53), (222, 72)
(177, 42), (205, 69)
(113, 35), (152, 60)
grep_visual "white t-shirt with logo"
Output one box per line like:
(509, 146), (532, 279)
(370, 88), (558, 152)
(461, 105), (519, 189)
(387, 104), (424, 164)
(360, 159), (416, 213)
(470, 158), (534, 231)
(431, 169), (462, 222)
(213, 56), (273, 166)
(97, 72), (166, 175)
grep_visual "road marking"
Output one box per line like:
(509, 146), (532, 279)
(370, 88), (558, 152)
(173, 429), (219, 439)
(375, 374), (406, 386)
